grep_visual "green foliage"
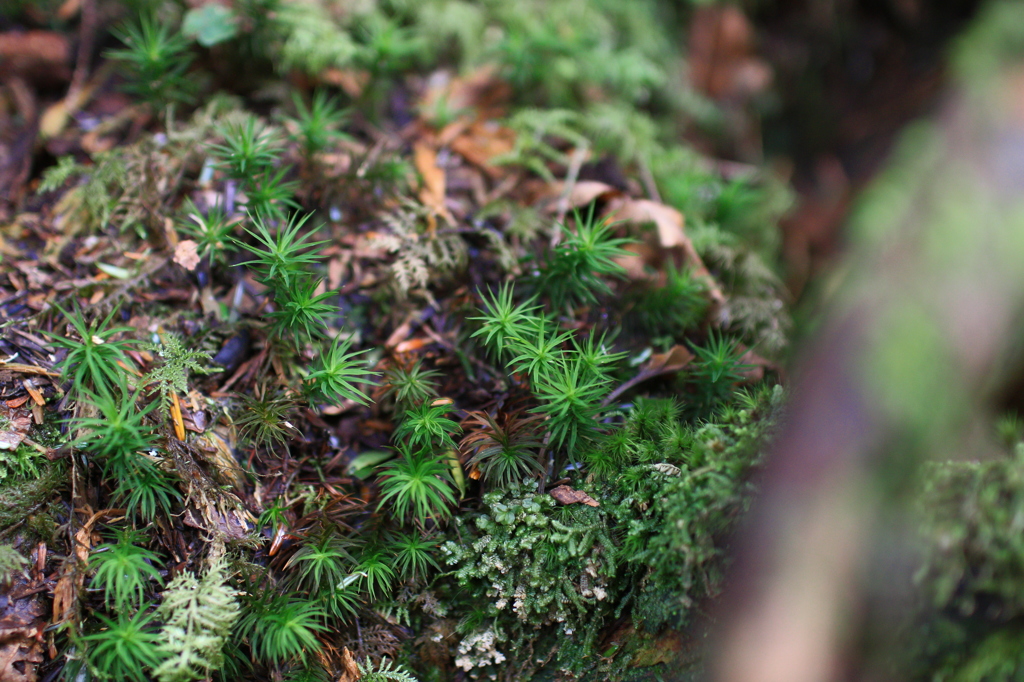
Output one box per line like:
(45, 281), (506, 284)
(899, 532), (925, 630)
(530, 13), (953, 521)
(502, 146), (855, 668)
(108, 14), (194, 108)
(113, 456), (182, 522)
(72, 383), (178, 521)
(72, 382), (159, 462)
(88, 529), (164, 613)
(237, 591), (327, 665)
(182, 4), (239, 47)
(144, 333), (212, 406)
(357, 657), (419, 682)
(287, 90), (350, 158)
(394, 402), (462, 451)
(690, 333), (750, 413)
(210, 116), (284, 180)
(0, 544), (27, 583)
(243, 166), (301, 221)
(534, 211), (633, 311)
(83, 609), (166, 682)
(387, 530), (439, 582)
(383, 359), (441, 413)
(285, 530), (356, 595)
(0, 443), (45, 482)
(268, 274), (335, 343)
(493, 109), (587, 182)
(460, 410), (545, 488)
(470, 284), (541, 361)
(235, 389), (296, 452)
(531, 355), (608, 454)
(377, 444), (458, 525)
(506, 316), (573, 383)
(916, 451), (1024, 619)
(439, 387), (781, 677)
(237, 212), (326, 289)
(441, 481), (616, 677)
(155, 555), (241, 682)
(304, 336), (377, 406)
(177, 199), (239, 266)
(628, 265), (708, 339)
(354, 546), (396, 601)
(49, 303), (136, 396)
(0, 465), (65, 542)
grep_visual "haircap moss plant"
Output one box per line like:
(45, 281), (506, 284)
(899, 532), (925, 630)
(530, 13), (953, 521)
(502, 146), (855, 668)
(382, 359), (442, 413)
(393, 401), (462, 451)
(107, 13), (195, 110)
(87, 528), (164, 614)
(533, 209), (633, 312)
(210, 116), (284, 180)
(177, 198), (239, 267)
(286, 90), (352, 159)
(377, 443), (458, 526)
(49, 303), (137, 397)
(459, 410), (546, 489)
(303, 336), (377, 407)
(83, 608), (167, 682)
(236, 212), (328, 291)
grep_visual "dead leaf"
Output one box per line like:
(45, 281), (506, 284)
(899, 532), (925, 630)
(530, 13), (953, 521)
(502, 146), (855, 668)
(565, 180), (622, 208)
(603, 345), (696, 407)
(0, 639), (43, 682)
(608, 198), (687, 249)
(413, 144), (452, 226)
(607, 197), (726, 306)
(449, 120), (517, 177)
(550, 485), (599, 507)
(173, 240), (201, 271)
(0, 405), (32, 451)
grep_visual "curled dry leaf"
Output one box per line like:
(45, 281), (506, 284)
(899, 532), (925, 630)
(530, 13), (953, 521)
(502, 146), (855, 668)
(549, 485), (599, 507)
(603, 345), (695, 407)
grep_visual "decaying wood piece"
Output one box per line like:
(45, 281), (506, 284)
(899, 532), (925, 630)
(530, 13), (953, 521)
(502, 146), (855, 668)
(711, 4), (1024, 682)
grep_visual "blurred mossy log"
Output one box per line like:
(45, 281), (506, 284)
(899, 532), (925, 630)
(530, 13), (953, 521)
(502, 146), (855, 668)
(711, 3), (1024, 682)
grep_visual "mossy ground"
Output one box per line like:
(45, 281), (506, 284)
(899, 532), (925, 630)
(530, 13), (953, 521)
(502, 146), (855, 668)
(0, 1), (1011, 681)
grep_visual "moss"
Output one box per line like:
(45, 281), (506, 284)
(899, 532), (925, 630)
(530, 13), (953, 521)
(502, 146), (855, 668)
(0, 462), (65, 543)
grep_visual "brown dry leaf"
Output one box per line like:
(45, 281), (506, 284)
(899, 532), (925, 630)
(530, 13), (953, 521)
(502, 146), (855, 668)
(0, 639), (43, 682)
(321, 68), (370, 98)
(413, 143), (453, 226)
(607, 197), (726, 306)
(549, 485), (599, 507)
(687, 5), (772, 102)
(603, 345), (696, 407)
(608, 197), (687, 248)
(432, 65), (511, 117)
(173, 240), (201, 271)
(565, 180), (622, 208)
(0, 579), (46, 682)
(449, 120), (517, 178)
(0, 405), (32, 451)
